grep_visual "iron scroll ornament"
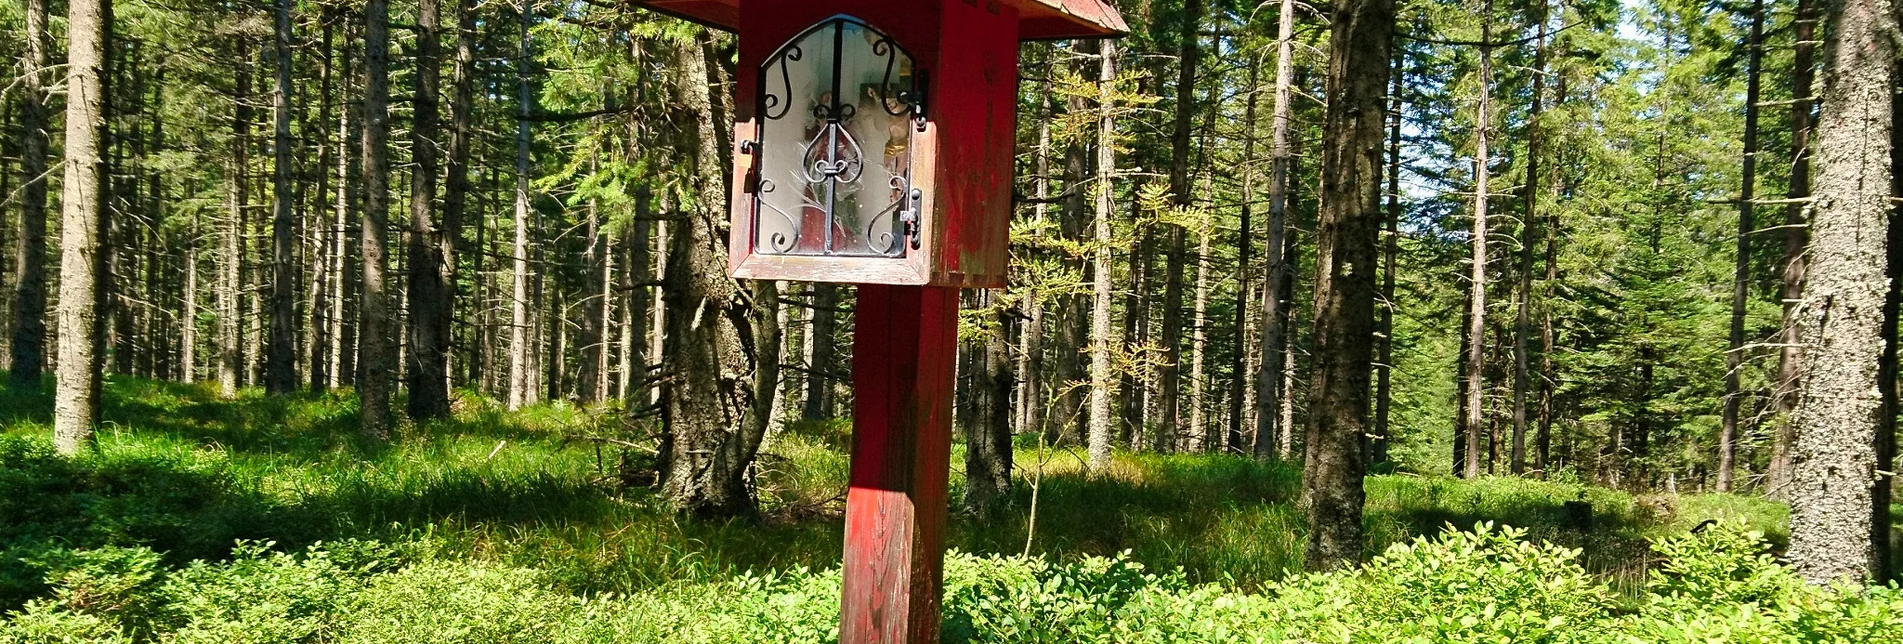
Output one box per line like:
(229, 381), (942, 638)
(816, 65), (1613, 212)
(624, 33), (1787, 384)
(746, 17), (925, 258)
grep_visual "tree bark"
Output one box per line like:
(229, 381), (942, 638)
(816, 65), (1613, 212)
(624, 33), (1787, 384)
(1874, 63), (1902, 583)
(219, 42), (251, 397)
(1154, 0), (1205, 453)
(1769, 0), (1817, 496)
(1087, 38), (1119, 473)
(1055, 140), (1088, 444)
(803, 284), (838, 420)
(54, 0), (112, 455)
(10, 0), (51, 388)
(1787, 0), (1895, 584)
(357, 0), (397, 438)
(406, 0), (452, 419)
(1255, 0), (1298, 460)
(310, 13), (335, 392)
(1020, 69), (1054, 439)
(1225, 55), (1255, 455)
(1302, 0), (1394, 571)
(1376, 60), (1404, 470)
(1540, 72), (1569, 474)
(264, 0), (298, 394)
(965, 297), (1015, 512)
(1512, 2), (1549, 476)
(508, 1), (537, 410)
(1228, 53), (1262, 454)
(444, 0), (476, 395)
(1719, 0), (1765, 492)
(658, 33), (779, 517)
(1462, 3), (1495, 480)
(333, 27), (359, 390)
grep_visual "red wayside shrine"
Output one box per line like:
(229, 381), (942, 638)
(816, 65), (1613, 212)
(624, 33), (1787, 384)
(632, 1), (1124, 642)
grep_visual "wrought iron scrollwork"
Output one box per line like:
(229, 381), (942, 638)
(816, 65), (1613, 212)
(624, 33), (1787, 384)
(751, 16), (923, 258)
(757, 179), (800, 253)
(762, 45), (802, 121)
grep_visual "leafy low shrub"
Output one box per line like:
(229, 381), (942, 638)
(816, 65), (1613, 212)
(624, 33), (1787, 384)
(4, 521), (1897, 643)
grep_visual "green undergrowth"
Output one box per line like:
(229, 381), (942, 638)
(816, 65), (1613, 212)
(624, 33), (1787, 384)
(3, 524), (1897, 643)
(0, 375), (1887, 642)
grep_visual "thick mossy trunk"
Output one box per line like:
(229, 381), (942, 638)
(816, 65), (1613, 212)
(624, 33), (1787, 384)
(657, 35), (780, 518)
(1787, 0), (1896, 584)
(1300, 0), (1395, 572)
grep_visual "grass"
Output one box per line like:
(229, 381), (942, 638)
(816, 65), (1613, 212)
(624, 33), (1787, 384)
(0, 373), (1804, 612)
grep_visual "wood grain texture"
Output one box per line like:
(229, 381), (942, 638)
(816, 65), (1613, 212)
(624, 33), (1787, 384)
(926, 0), (1019, 289)
(842, 285), (959, 644)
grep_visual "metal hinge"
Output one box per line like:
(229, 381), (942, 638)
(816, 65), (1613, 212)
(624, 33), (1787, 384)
(900, 188), (923, 250)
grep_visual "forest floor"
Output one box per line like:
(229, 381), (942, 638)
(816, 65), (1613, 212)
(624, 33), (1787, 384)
(0, 376), (1895, 643)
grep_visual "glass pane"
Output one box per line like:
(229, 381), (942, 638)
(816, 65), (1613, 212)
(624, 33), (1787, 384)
(753, 18), (917, 258)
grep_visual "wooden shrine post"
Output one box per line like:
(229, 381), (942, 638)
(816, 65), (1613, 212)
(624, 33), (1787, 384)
(843, 284), (960, 642)
(626, 2), (1126, 642)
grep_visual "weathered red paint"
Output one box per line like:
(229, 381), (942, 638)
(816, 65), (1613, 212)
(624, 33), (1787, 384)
(625, 2), (1126, 642)
(725, 0), (1024, 288)
(929, 0), (1020, 287)
(844, 284), (960, 643)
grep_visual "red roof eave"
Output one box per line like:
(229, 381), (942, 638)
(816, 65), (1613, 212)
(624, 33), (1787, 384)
(630, 0), (1127, 40)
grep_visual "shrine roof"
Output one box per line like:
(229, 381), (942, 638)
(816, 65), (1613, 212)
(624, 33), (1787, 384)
(632, 0), (1128, 40)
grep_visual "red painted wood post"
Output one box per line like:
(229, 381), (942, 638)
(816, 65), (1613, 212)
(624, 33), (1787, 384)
(842, 284), (961, 644)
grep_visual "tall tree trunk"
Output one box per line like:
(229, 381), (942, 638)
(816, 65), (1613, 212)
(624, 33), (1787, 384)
(406, 0), (452, 419)
(508, 1), (537, 410)
(1787, 0), (1895, 584)
(310, 13), (335, 392)
(965, 296), (1015, 511)
(333, 29), (359, 390)
(106, 46), (132, 378)
(1720, 0), (1765, 492)
(1054, 140), (1088, 443)
(595, 197), (615, 403)
(142, 72), (165, 379)
(1227, 53), (1262, 454)
(1539, 72), (1568, 473)
(506, 2), (536, 409)
(357, 0), (396, 438)
(1187, 79), (1219, 451)
(1255, 0), (1297, 460)
(1462, 4), (1495, 480)
(264, 0), (298, 393)
(10, 0), (51, 388)
(182, 207), (200, 382)
(444, 0), (476, 396)
(1302, 0), (1395, 570)
(220, 43), (251, 397)
(1019, 71), (1054, 438)
(54, 0), (112, 455)
(1375, 61), (1404, 469)
(1512, 4), (1549, 476)
(1118, 191), (1148, 442)
(0, 100), (12, 366)
(1874, 65), (1902, 583)
(803, 284), (838, 419)
(1087, 38), (1119, 473)
(1277, 143), (1303, 457)
(1155, 0), (1205, 453)
(1769, 0), (1817, 496)
(619, 188), (645, 400)
(799, 283), (837, 419)
(0, 93), (11, 364)
(649, 209), (668, 408)
(659, 34), (778, 516)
